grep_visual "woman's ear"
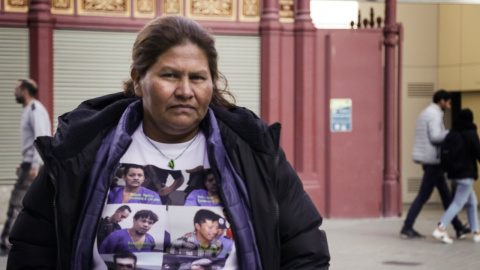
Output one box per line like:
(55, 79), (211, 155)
(131, 70), (142, 97)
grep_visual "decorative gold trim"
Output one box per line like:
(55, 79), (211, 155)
(163, 0), (182, 15)
(51, 0), (75, 15)
(186, 0), (236, 21)
(77, 0), (130, 17)
(5, 0), (28, 12)
(279, 0), (294, 23)
(134, 0), (155, 18)
(239, 0), (259, 22)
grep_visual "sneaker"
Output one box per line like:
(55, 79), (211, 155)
(400, 226), (426, 239)
(433, 228), (453, 244)
(456, 226), (471, 239)
(474, 233), (480, 243)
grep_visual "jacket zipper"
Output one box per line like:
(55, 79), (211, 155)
(272, 125), (281, 270)
(206, 142), (244, 269)
(35, 142), (64, 269)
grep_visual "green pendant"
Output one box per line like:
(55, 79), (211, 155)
(168, 159), (175, 169)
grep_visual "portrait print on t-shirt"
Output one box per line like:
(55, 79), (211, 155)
(97, 204), (169, 254)
(93, 127), (238, 269)
(107, 163), (162, 205)
(163, 207), (234, 269)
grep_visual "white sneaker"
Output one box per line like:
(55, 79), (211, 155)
(474, 233), (480, 243)
(433, 228), (453, 244)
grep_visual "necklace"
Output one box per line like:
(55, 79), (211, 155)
(143, 132), (199, 169)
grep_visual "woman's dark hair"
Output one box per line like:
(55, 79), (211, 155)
(123, 15), (235, 109)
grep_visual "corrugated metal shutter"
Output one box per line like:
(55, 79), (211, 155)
(53, 30), (260, 128)
(0, 27), (29, 184)
(216, 35), (260, 115)
(53, 30), (136, 128)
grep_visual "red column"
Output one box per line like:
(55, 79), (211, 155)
(293, 0), (326, 213)
(260, 0), (282, 124)
(28, 0), (54, 126)
(383, 0), (401, 217)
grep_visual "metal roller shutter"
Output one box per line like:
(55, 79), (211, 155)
(0, 27), (29, 184)
(216, 35), (260, 116)
(53, 30), (260, 128)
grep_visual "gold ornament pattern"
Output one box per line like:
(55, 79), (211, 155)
(137, 0), (153, 12)
(51, 0), (74, 14)
(5, 0), (28, 12)
(83, 0), (127, 12)
(191, 0), (233, 16)
(163, 0), (181, 14)
(8, 0), (27, 7)
(279, 0), (294, 23)
(53, 0), (70, 9)
(242, 0), (258, 16)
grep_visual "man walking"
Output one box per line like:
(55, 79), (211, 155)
(400, 90), (469, 239)
(0, 79), (51, 255)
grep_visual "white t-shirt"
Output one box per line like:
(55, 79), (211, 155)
(92, 123), (237, 270)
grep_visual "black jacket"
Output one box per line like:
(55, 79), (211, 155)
(446, 119), (480, 180)
(7, 93), (330, 269)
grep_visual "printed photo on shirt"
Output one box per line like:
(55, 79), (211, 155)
(164, 206), (233, 269)
(98, 251), (164, 270)
(110, 164), (222, 207)
(97, 204), (169, 259)
(108, 164), (162, 205)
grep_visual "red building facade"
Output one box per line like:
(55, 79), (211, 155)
(0, 0), (402, 218)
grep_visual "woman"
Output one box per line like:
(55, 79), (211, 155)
(433, 109), (480, 244)
(7, 15), (330, 269)
(184, 169), (222, 206)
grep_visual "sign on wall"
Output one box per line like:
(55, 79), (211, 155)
(330, 98), (352, 132)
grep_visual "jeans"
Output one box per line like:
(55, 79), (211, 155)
(440, 178), (479, 232)
(404, 164), (464, 231)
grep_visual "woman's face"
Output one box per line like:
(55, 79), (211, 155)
(204, 173), (217, 194)
(136, 42), (213, 142)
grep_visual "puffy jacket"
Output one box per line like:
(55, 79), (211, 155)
(412, 103), (449, 164)
(7, 92), (330, 270)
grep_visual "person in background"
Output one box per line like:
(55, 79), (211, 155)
(214, 216), (233, 259)
(400, 90), (469, 239)
(7, 15), (330, 269)
(0, 79), (51, 256)
(432, 109), (480, 243)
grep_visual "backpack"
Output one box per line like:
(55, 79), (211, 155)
(440, 130), (466, 174)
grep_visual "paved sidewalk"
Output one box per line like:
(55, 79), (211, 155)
(322, 204), (480, 269)
(0, 205), (479, 269)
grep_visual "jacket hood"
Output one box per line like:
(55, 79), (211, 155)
(210, 105), (281, 153)
(49, 92), (139, 158)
